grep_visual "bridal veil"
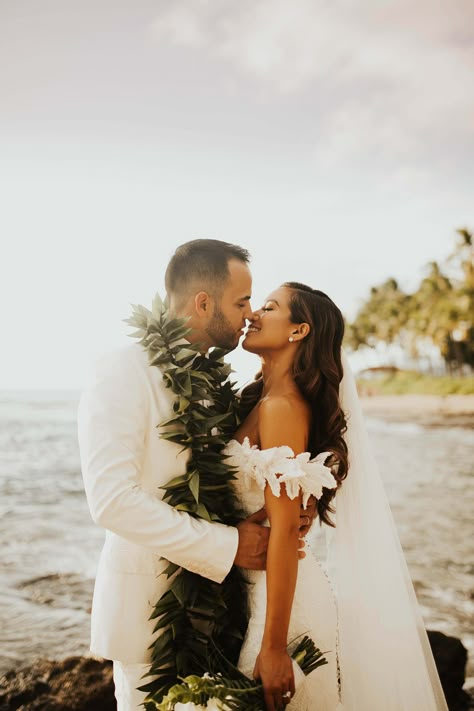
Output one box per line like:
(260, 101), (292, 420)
(325, 350), (448, 710)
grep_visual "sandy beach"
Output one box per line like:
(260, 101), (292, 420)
(360, 394), (474, 428)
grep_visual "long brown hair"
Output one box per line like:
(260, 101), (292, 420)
(240, 282), (348, 526)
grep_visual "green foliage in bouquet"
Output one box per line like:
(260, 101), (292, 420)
(153, 636), (329, 710)
(126, 295), (248, 708)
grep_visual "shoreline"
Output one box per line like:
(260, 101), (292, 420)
(360, 394), (474, 428)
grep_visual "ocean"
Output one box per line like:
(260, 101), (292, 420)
(0, 390), (472, 686)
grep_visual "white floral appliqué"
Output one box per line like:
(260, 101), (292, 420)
(225, 437), (337, 508)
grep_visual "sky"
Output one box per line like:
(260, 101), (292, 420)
(1, 0), (473, 388)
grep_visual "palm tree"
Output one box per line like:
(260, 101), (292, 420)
(410, 262), (456, 371)
(346, 278), (411, 362)
(446, 229), (474, 370)
(347, 228), (473, 374)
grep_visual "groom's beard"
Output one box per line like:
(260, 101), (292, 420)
(205, 306), (241, 351)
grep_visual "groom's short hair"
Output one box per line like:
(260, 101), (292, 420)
(165, 239), (250, 304)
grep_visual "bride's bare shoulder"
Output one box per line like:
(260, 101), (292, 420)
(259, 392), (310, 420)
(258, 394), (310, 451)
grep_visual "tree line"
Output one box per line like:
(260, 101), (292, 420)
(346, 229), (473, 374)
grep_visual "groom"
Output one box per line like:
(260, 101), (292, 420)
(78, 239), (316, 710)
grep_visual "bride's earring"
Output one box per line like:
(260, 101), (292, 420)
(289, 336), (294, 342)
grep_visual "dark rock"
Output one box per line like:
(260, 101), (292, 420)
(428, 630), (471, 711)
(0, 656), (115, 711)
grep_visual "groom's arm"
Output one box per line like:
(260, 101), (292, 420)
(78, 346), (239, 584)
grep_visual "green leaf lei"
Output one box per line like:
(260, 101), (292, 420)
(126, 294), (248, 709)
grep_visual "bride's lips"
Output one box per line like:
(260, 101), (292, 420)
(244, 326), (260, 336)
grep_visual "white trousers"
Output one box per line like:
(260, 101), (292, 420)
(113, 661), (149, 711)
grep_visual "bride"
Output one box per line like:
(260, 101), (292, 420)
(225, 281), (448, 711)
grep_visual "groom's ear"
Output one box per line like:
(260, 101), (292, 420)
(194, 291), (212, 317)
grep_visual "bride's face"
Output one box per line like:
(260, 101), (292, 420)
(242, 286), (296, 354)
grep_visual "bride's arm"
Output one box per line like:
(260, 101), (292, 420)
(253, 397), (308, 711)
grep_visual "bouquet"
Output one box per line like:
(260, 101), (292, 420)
(150, 636), (328, 710)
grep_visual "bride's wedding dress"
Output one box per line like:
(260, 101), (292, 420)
(226, 437), (342, 710)
(224, 351), (448, 711)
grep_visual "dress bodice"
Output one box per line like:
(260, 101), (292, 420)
(224, 437), (337, 516)
(226, 437), (342, 709)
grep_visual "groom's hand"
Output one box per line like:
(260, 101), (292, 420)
(234, 508), (269, 570)
(234, 508), (307, 570)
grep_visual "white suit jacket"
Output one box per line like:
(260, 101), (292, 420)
(77, 344), (239, 663)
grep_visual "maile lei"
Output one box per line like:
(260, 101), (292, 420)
(126, 294), (248, 709)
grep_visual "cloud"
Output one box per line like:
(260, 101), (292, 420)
(151, 0), (474, 174)
(150, 0), (474, 90)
